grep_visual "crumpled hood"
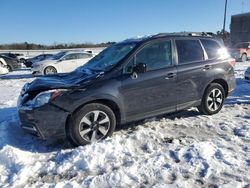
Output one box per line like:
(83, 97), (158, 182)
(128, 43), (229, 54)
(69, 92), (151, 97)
(26, 69), (100, 93)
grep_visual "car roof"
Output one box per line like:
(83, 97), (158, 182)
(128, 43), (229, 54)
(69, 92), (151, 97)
(236, 42), (250, 44)
(121, 32), (219, 44)
(0, 55), (12, 59)
(151, 32), (216, 38)
(64, 50), (91, 55)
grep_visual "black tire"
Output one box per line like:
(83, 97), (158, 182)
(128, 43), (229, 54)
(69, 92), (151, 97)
(198, 83), (225, 115)
(241, 54), (247, 62)
(68, 103), (116, 146)
(7, 65), (12, 72)
(44, 66), (57, 75)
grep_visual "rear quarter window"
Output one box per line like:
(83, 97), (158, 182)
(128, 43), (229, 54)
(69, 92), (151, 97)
(201, 39), (221, 59)
(176, 39), (204, 64)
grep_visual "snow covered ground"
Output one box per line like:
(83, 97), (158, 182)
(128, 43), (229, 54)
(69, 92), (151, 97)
(0, 62), (249, 187)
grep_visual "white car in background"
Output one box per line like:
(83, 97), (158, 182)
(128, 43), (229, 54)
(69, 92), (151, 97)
(0, 58), (9, 75)
(245, 67), (250, 82)
(31, 51), (94, 75)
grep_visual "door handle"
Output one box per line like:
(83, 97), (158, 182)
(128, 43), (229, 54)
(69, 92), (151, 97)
(203, 65), (212, 70)
(165, 72), (176, 79)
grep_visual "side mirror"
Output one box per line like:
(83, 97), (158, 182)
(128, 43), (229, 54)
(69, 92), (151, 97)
(133, 63), (147, 74)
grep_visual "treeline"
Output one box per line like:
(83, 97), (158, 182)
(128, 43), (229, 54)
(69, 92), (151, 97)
(0, 31), (231, 50)
(0, 41), (115, 50)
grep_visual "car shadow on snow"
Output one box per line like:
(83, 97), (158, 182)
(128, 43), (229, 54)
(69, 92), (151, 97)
(0, 107), (71, 153)
(225, 97), (250, 105)
(225, 78), (250, 105)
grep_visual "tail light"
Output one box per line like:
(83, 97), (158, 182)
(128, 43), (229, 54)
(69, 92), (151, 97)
(229, 58), (236, 67)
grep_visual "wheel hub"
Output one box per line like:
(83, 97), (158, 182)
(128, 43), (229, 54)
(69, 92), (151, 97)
(91, 122), (99, 130)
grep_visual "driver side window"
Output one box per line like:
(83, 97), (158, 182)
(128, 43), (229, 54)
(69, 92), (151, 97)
(124, 40), (172, 73)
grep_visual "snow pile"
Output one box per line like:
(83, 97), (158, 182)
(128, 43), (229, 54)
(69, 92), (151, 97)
(0, 63), (249, 187)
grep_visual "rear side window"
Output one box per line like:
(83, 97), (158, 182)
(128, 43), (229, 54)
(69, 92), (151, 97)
(176, 39), (204, 64)
(64, 53), (78, 60)
(201, 39), (221, 59)
(77, 53), (92, 59)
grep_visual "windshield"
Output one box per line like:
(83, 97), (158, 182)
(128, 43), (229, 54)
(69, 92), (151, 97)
(52, 51), (67, 60)
(82, 43), (136, 72)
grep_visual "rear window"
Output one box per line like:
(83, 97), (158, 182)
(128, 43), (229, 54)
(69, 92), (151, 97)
(201, 39), (221, 59)
(176, 39), (204, 64)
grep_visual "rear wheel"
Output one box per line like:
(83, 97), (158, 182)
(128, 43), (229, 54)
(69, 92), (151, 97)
(68, 103), (116, 146)
(44, 66), (57, 75)
(198, 83), (225, 115)
(241, 54), (247, 62)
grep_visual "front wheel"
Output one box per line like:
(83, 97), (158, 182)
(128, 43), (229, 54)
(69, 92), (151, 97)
(68, 103), (116, 146)
(44, 66), (57, 75)
(7, 65), (12, 72)
(241, 54), (247, 62)
(198, 83), (225, 115)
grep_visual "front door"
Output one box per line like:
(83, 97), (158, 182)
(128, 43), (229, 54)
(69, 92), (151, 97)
(120, 39), (177, 121)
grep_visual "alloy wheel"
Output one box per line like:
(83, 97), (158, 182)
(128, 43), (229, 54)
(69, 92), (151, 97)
(45, 67), (57, 74)
(206, 88), (223, 112)
(242, 54), (247, 62)
(7, 65), (12, 72)
(78, 110), (111, 142)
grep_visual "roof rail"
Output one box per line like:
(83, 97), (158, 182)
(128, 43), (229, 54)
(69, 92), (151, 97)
(153, 32), (216, 38)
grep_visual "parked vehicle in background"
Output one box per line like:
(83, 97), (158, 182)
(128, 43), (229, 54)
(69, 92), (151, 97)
(245, 67), (250, 82)
(0, 53), (18, 59)
(24, 54), (53, 67)
(229, 42), (250, 62)
(18, 32), (236, 146)
(0, 55), (22, 71)
(14, 53), (31, 64)
(0, 58), (9, 75)
(31, 51), (94, 75)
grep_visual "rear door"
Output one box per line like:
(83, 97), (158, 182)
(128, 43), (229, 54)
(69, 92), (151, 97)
(76, 53), (93, 67)
(175, 38), (214, 110)
(61, 53), (78, 72)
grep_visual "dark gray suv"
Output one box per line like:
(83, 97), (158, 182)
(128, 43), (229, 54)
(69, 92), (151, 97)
(18, 33), (236, 146)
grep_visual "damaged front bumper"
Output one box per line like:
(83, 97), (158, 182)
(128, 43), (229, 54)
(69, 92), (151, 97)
(18, 104), (69, 139)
